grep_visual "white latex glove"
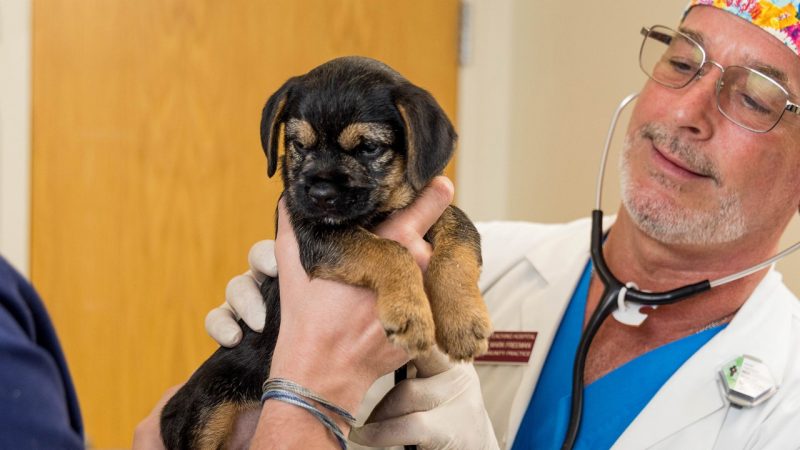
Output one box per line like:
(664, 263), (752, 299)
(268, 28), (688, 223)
(204, 240), (278, 347)
(349, 348), (499, 450)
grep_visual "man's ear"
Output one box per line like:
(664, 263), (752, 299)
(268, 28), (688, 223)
(394, 84), (457, 191)
(260, 77), (298, 178)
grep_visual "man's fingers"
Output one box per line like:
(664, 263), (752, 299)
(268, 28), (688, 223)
(225, 273), (267, 332)
(153, 384), (183, 412)
(248, 240), (278, 279)
(205, 302), (243, 347)
(274, 199), (302, 269)
(364, 363), (472, 423)
(132, 384), (184, 450)
(362, 380), (426, 423)
(373, 177), (453, 270)
(376, 176), (454, 239)
(349, 412), (429, 448)
(411, 345), (453, 378)
(403, 176), (455, 236)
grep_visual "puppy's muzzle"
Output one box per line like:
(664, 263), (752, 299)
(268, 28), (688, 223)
(307, 180), (339, 208)
(303, 168), (352, 211)
(295, 162), (373, 223)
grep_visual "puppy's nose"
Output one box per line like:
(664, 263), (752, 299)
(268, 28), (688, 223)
(307, 181), (338, 205)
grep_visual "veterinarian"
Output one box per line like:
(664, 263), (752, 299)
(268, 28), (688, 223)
(0, 255), (84, 449)
(142, 1), (800, 448)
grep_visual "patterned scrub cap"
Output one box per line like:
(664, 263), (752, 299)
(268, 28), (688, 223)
(685, 0), (800, 55)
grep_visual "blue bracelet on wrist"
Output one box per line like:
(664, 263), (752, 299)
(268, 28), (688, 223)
(261, 387), (349, 449)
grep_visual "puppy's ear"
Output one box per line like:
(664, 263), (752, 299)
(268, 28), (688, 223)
(260, 77), (298, 178)
(395, 84), (457, 191)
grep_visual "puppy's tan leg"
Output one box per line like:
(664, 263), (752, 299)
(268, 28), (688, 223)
(424, 206), (492, 361)
(195, 401), (260, 450)
(313, 229), (435, 357)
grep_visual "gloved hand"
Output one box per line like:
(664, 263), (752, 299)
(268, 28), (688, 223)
(204, 240), (277, 347)
(349, 348), (500, 450)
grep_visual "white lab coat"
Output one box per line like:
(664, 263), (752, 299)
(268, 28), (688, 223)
(354, 217), (800, 449)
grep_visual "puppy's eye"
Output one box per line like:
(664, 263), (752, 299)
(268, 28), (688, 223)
(358, 142), (383, 156)
(292, 140), (306, 151)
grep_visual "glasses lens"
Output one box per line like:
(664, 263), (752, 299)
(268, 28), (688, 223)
(717, 67), (788, 132)
(640, 26), (704, 88)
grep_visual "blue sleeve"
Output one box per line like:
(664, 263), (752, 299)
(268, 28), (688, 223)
(0, 257), (84, 449)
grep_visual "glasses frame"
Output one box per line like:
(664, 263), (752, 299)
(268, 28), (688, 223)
(639, 25), (800, 133)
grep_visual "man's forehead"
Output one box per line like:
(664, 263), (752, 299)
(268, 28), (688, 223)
(679, 24), (791, 84)
(681, 7), (800, 93)
(682, 1), (800, 56)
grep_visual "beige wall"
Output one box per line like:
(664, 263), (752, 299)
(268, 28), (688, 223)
(457, 0), (800, 292)
(0, 0), (31, 276)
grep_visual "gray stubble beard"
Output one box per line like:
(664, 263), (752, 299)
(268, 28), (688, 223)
(619, 124), (746, 246)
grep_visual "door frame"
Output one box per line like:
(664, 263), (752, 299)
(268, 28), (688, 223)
(0, 0), (32, 276)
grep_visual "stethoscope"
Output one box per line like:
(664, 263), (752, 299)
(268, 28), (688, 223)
(561, 93), (800, 450)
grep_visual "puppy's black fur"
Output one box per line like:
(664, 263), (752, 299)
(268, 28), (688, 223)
(160, 56), (490, 449)
(160, 280), (279, 449)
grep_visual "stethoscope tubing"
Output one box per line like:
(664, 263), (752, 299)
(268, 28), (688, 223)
(592, 92), (800, 293)
(595, 93), (640, 210)
(562, 92), (800, 449)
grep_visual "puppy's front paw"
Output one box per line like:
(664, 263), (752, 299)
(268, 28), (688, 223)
(378, 289), (436, 358)
(425, 273), (492, 362)
(434, 300), (492, 362)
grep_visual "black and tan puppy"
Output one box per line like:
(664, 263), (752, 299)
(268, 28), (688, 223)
(160, 56), (491, 449)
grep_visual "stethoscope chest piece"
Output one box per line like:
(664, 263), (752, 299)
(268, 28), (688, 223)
(718, 354), (778, 408)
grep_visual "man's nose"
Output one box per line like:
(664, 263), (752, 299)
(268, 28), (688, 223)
(670, 61), (724, 140)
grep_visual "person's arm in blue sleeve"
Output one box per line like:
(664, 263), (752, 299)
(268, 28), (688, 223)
(0, 256), (84, 449)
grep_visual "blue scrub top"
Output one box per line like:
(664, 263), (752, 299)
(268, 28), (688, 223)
(511, 261), (724, 450)
(0, 256), (84, 449)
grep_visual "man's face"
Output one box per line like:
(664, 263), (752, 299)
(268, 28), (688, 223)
(621, 6), (800, 248)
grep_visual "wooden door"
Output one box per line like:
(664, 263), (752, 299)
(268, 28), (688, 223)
(31, 1), (459, 447)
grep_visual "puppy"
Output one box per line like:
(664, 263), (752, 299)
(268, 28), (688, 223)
(160, 56), (491, 449)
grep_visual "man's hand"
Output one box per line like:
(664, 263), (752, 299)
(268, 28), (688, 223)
(349, 348), (499, 450)
(204, 241), (276, 347)
(204, 176), (455, 348)
(201, 176), (455, 447)
(247, 177), (454, 448)
(132, 385), (181, 450)
(264, 197), (412, 412)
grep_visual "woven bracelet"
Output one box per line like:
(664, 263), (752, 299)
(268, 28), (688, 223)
(261, 388), (348, 450)
(262, 377), (357, 426)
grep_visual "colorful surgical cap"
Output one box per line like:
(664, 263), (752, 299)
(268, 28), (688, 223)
(685, 0), (800, 55)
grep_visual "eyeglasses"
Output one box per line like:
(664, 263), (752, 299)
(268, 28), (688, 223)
(639, 25), (800, 133)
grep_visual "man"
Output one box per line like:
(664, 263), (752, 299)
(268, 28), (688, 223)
(152, 2), (800, 448)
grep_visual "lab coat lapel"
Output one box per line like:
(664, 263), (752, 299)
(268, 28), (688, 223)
(613, 270), (788, 449)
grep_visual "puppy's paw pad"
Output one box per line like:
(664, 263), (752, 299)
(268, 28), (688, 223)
(436, 312), (492, 362)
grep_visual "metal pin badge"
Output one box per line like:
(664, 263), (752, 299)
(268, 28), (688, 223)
(718, 355), (778, 408)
